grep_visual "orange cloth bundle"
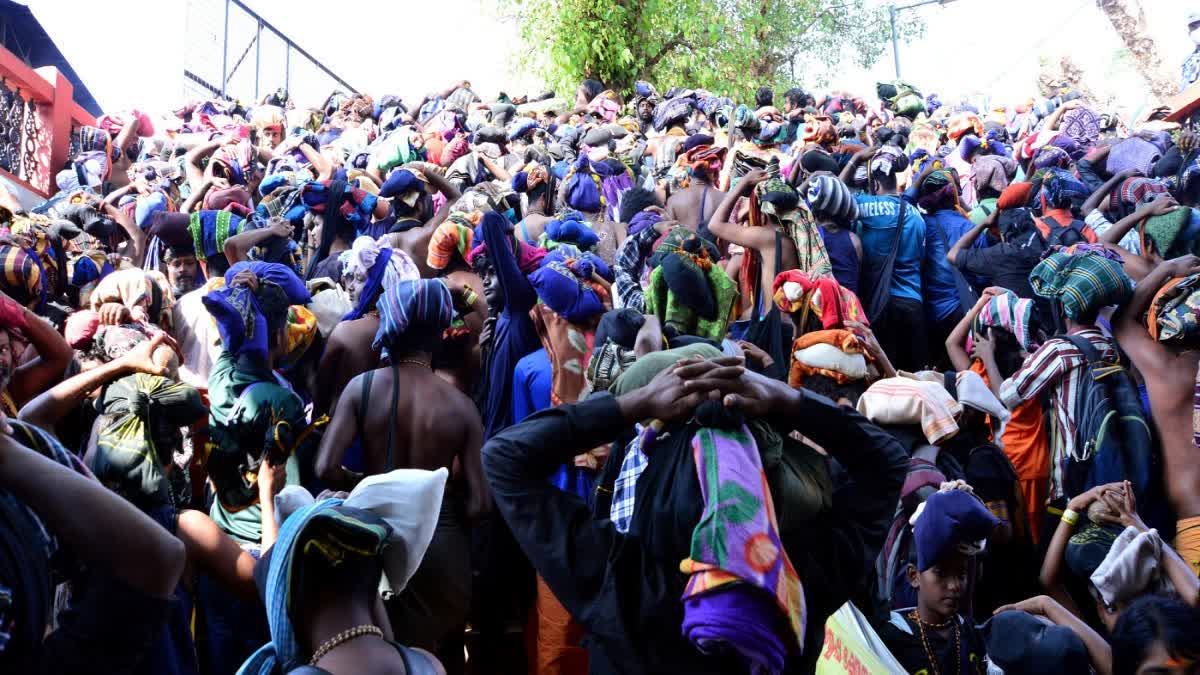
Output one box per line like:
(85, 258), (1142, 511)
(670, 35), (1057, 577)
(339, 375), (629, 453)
(787, 328), (872, 387)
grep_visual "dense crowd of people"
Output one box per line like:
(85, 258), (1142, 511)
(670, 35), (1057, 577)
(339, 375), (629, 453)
(0, 61), (1198, 675)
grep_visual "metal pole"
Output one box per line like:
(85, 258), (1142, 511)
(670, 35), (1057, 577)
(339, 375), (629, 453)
(254, 20), (261, 100)
(284, 44), (290, 95)
(229, 0), (361, 94)
(890, 4), (900, 79)
(221, 0), (230, 98)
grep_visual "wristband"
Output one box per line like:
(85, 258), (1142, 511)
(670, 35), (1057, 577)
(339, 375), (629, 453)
(461, 289), (479, 308)
(1061, 508), (1080, 527)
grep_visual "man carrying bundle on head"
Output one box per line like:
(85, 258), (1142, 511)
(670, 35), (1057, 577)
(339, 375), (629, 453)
(316, 278), (489, 673)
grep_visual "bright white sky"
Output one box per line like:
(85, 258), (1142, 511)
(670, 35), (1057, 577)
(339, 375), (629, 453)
(20, 0), (1200, 120)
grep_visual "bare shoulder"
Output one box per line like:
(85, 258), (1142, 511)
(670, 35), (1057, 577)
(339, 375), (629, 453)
(341, 371), (367, 404)
(327, 318), (353, 344)
(439, 380), (483, 425)
(667, 186), (694, 203)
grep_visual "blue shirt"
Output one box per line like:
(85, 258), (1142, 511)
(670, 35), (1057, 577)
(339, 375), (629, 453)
(480, 215), (542, 439)
(920, 210), (968, 323)
(511, 347), (594, 501)
(928, 208), (989, 291)
(512, 348), (552, 424)
(853, 194), (926, 303)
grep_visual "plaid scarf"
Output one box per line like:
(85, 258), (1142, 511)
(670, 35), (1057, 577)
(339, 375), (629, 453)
(1030, 250), (1133, 320)
(786, 211), (833, 280)
(1108, 177), (1169, 219)
(0, 245), (43, 309)
(94, 373), (205, 508)
(373, 279), (454, 356)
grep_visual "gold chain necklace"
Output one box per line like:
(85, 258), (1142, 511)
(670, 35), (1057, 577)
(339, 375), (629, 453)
(908, 609), (953, 630)
(909, 610), (960, 675)
(309, 624), (383, 665)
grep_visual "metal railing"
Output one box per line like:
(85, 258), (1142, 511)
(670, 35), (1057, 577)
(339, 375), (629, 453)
(0, 80), (38, 184)
(183, 0), (359, 106)
(0, 44), (96, 198)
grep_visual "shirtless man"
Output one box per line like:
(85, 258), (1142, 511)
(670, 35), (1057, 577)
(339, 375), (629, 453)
(314, 239), (482, 418)
(1114, 254), (1200, 575)
(513, 167), (554, 246)
(381, 164), (461, 279)
(1093, 194), (1180, 283)
(315, 278), (488, 672)
(183, 135), (274, 198)
(427, 218), (490, 393)
(665, 149), (726, 234)
(312, 166), (460, 416)
(104, 114), (144, 191)
(705, 168), (799, 380)
(707, 168), (800, 320)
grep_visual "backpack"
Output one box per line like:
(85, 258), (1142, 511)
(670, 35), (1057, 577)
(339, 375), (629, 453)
(1059, 335), (1156, 504)
(1032, 215), (1092, 252)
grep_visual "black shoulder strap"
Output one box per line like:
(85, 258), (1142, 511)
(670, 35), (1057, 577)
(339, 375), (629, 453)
(385, 363), (400, 472)
(356, 369), (375, 444)
(890, 196), (908, 262)
(360, 370), (376, 409)
(862, 195), (909, 324)
(1061, 333), (1100, 364)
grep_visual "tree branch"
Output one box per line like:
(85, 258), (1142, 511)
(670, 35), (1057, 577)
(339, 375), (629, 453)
(796, 1), (856, 39)
(643, 32), (688, 72)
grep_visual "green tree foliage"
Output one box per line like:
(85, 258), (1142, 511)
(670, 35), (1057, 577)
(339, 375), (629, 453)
(503, 0), (923, 101)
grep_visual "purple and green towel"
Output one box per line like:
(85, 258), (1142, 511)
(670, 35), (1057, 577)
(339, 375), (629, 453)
(680, 422), (806, 673)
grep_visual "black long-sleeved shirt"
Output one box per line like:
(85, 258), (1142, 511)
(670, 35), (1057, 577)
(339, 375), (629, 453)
(481, 391), (907, 674)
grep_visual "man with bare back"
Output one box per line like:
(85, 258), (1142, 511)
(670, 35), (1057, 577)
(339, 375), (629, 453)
(664, 141), (726, 238)
(315, 278), (489, 675)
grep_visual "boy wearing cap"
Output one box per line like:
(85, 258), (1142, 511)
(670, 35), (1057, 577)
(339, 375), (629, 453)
(878, 488), (999, 674)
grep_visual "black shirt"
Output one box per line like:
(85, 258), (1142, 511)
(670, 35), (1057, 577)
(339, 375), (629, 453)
(308, 254), (343, 284)
(952, 233), (1041, 300)
(877, 611), (987, 675)
(481, 391), (907, 674)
